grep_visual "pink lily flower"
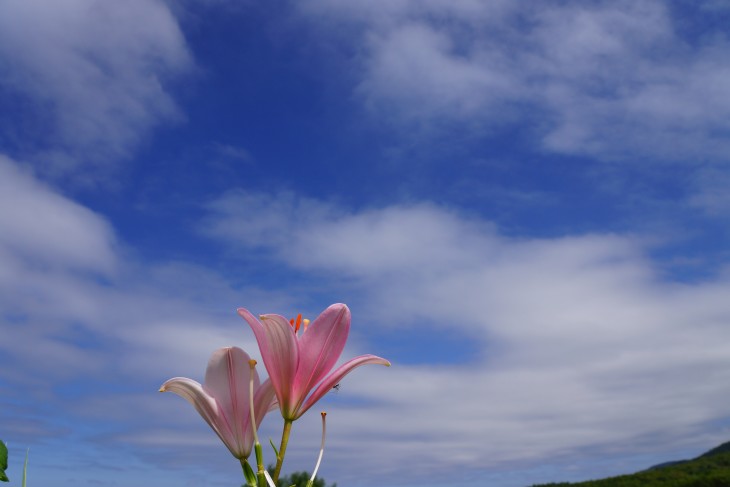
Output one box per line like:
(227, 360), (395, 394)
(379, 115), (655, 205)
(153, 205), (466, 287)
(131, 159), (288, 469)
(160, 346), (276, 459)
(237, 303), (390, 421)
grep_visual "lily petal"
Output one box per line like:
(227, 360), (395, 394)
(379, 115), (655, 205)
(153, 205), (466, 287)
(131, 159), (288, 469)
(160, 376), (240, 457)
(253, 378), (278, 423)
(239, 304), (390, 421)
(294, 304), (350, 408)
(203, 347), (256, 455)
(161, 346), (276, 460)
(298, 354), (391, 418)
(237, 308), (299, 412)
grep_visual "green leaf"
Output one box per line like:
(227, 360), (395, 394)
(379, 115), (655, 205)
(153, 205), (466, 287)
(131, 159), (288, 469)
(21, 449), (28, 487)
(269, 438), (279, 458)
(0, 440), (9, 482)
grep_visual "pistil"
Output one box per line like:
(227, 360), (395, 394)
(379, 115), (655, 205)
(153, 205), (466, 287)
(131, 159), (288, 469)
(306, 412), (327, 487)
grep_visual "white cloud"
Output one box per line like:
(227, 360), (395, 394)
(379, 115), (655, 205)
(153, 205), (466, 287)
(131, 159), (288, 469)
(300, 0), (510, 26)
(0, 0), (192, 178)
(0, 155), (112, 378)
(357, 23), (518, 122)
(202, 190), (730, 484)
(3, 160), (729, 485)
(0, 154), (117, 274)
(537, 3), (730, 161)
(689, 168), (730, 216)
(0, 155), (290, 398)
(0, 160), (324, 487)
(299, 0), (730, 163)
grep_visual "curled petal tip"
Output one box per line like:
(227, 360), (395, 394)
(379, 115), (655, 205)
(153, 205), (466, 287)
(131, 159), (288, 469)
(158, 386), (166, 392)
(371, 356), (392, 367)
(236, 308), (255, 319)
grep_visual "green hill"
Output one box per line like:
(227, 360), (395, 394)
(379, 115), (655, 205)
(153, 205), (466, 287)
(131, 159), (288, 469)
(699, 442), (730, 459)
(531, 441), (730, 487)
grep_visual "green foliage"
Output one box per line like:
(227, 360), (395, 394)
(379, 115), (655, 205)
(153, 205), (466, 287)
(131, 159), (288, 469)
(21, 449), (27, 487)
(269, 438), (280, 459)
(530, 447), (730, 487)
(239, 466), (336, 487)
(698, 441), (730, 459)
(0, 440), (8, 482)
(277, 471), (329, 487)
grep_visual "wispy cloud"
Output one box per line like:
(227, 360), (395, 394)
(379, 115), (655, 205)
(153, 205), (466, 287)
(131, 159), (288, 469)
(299, 0), (730, 163)
(4, 3), (730, 485)
(3, 163), (730, 486)
(0, 0), (192, 181)
(0, 155), (117, 273)
(0, 156), (290, 476)
(688, 168), (730, 216)
(202, 189), (730, 484)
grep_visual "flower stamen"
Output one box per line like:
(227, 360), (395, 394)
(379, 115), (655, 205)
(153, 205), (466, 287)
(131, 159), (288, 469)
(289, 314), (310, 335)
(289, 313), (303, 334)
(306, 412), (327, 487)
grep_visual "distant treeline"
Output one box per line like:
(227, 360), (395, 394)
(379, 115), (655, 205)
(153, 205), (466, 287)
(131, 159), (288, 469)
(532, 441), (730, 487)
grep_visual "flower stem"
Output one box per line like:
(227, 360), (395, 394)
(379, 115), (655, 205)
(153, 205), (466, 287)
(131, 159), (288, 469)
(248, 360), (266, 487)
(273, 418), (293, 483)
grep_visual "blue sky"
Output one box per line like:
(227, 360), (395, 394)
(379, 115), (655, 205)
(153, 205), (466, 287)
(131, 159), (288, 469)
(2, 1), (730, 486)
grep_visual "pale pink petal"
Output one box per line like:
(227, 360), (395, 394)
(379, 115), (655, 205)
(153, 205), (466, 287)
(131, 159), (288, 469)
(237, 308), (299, 412)
(204, 347), (257, 457)
(258, 313), (300, 415)
(254, 379), (279, 422)
(293, 304), (350, 407)
(236, 308), (268, 351)
(160, 377), (240, 457)
(240, 303), (390, 422)
(296, 354), (391, 419)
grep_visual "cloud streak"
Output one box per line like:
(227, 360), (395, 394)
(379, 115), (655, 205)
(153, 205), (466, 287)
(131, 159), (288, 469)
(2, 157), (730, 486)
(0, 156), (291, 486)
(0, 0), (192, 180)
(202, 190), (730, 484)
(3, 2), (730, 484)
(300, 0), (730, 164)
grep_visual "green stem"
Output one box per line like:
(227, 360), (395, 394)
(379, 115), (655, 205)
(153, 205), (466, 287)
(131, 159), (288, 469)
(241, 458), (257, 487)
(255, 442), (265, 487)
(248, 360), (267, 487)
(273, 419), (293, 484)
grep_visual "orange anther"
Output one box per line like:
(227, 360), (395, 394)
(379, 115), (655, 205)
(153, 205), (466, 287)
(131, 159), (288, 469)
(290, 313), (304, 333)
